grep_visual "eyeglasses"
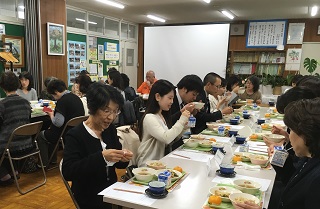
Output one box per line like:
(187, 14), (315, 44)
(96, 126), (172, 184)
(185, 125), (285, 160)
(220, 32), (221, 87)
(101, 108), (121, 116)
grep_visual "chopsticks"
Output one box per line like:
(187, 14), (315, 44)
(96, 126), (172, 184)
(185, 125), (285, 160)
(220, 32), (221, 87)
(172, 153), (191, 159)
(113, 188), (144, 194)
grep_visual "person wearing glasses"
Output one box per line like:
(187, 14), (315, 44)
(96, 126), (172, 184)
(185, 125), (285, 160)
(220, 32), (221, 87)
(192, 72), (233, 134)
(136, 80), (190, 167)
(62, 82), (133, 209)
(239, 75), (262, 104)
(37, 79), (84, 167)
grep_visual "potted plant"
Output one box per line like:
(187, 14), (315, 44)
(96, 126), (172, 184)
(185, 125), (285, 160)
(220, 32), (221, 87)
(303, 58), (319, 75)
(260, 73), (273, 95)
(271, 75), (284, 95)
(281, 74), (294, 93)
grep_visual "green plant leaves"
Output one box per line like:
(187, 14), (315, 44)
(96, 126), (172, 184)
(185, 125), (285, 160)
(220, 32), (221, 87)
(303, 58), (318, 75)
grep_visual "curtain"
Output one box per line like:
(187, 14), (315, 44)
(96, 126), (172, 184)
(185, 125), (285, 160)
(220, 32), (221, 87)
(24, 0), (42, 94)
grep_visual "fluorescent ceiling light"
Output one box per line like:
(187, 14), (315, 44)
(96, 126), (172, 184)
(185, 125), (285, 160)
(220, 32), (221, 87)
(221, 10), (235, 19)
(96, 0), (125, 9)
(203, 0), (211, 3)
(311, 6), (318, 17)
(76, 18), (97, 25)
(147, 15), (166, 23)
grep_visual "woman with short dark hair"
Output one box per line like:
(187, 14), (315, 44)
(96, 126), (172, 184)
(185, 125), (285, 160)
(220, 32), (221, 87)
(0, 71), (32, 186)
(239, 75), (262, 104)
(17, 71), (38, 101)
(62, 82), (133, 209)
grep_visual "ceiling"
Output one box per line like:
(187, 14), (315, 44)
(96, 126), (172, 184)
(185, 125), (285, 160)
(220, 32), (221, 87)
(66, 0), (320, 24)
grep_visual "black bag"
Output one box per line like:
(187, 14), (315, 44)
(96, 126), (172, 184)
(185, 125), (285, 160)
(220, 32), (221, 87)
(20, 156), (38, 173)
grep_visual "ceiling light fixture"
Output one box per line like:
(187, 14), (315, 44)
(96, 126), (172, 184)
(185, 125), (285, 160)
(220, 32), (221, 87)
(147, 15), (166, 23)
(221, 10), (235, 20)
(203, 0), (211, 3)
(76, 18), (97, 25)
(96, 0), (125, 9)
(311, 6), (318, 17)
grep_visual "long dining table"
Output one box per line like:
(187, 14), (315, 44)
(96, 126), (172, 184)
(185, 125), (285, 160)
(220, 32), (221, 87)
(102, 106), (279, 209)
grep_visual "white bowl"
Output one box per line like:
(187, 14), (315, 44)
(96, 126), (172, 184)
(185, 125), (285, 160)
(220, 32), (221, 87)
(250, 154), (269, 165)
(209, 186), (242, 202)
(184, 139), (199, 148)
(238, 87), (245, 94)
(233, 179), (261, 195)
(198, 140), (213, 148)
(263, 134), (285, 143)
(206, 122), (219, 130)
(146, 160), (166, 170)
(190, 134), (206, 140)
(193, 102), (205, 109)
(229, 193), (260, 207)
(212, 142), (224, 149)
(132, 167), (156, 182)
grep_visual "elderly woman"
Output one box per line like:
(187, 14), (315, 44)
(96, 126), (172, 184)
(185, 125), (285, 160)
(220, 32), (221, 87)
(62, 82), (133, 209)
(0, 71), (32, 186)
(17, 71), (38, 101)
(239, 75), (262, 104)
(236, 98), (320, 209)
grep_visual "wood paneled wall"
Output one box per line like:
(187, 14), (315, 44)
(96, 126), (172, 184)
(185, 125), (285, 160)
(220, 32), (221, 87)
(40, 0), (67, 84)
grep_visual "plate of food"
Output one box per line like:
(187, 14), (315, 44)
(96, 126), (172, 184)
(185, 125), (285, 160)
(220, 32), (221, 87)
(146, 160), (166, 170)
(209, 186), (242, 202)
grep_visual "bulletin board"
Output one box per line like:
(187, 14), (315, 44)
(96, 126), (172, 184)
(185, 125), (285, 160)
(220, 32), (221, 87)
(66, 33), (86, 86)
(246, 20), (287, 48)
(88, 36), (119, 80)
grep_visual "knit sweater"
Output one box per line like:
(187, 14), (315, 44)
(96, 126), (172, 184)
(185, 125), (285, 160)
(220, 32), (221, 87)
(136, 113), (188, 166)
(0, 95), (31, 153)
(16, 88), (38, 101)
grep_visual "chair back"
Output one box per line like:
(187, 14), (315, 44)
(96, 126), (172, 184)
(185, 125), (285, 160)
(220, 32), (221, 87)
(59, 159), (80, 209)
(59, 115), (89, 139)
(0, 121), (43, 165)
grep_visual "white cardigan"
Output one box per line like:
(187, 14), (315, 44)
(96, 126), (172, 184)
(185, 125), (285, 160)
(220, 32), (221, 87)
(136, 113), (188, 167)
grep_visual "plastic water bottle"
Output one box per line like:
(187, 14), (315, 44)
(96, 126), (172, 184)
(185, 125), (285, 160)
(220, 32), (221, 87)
(255, 124), (262, 133)
(218, 126), (225, 136)
(188, 115), (196, 128)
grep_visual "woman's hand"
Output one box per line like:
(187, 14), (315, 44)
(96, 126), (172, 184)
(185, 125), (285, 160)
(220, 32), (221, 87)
(120, 149), (133, 162)
(233, 201), (261, 209)
(181, 110), (191, 118)
(256, 99), (262, 104)
(102, 149), (126, 163)
(221, 106), (233, 115)
(181, 103), (195, 113)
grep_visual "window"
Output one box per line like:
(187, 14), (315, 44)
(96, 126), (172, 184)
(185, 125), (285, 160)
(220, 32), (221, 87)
(0, 0), (16, 18)
(88, 14), (103, 33)
(67, 9), (86, 30)
(121, 22), (128, 39)
(105, 18), (119, 37)
(128, 24), (136, 39)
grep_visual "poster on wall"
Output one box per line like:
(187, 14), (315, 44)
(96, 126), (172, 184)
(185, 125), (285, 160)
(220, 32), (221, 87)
(287, 23), (305, 45)
(246, 20), (287, 48)
(68, 40), (86, 85)
(89, 36), (97, 60)
(104, 42), (119, 62)
(285, 48), (302, 71)
(98, 45), (104, 60)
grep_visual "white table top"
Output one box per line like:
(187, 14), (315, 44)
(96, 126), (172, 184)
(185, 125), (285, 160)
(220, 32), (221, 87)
(103, 107), (278, 209)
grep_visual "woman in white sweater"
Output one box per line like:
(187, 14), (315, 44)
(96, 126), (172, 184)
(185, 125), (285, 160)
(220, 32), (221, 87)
(136, 79), (190, 167)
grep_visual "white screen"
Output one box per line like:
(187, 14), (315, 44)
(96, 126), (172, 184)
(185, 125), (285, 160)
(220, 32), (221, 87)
(144, 24), (230, 85)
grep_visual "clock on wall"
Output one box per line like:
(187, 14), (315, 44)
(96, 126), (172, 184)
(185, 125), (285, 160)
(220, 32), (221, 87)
(230, 24), (245, 36)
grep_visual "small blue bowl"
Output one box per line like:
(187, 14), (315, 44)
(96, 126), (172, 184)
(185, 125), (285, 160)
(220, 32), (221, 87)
(220, 164), (235, 174)
(234, 115), (241, 120)
(230, 119), (239, 125)
(236, 136), (246, 144)
(212, 146), (224, 152)
(257, 118), (266, 125)
(243, 113), (251, 119)
(269, 101), (275, 106)
(148, 181), (166, 194)
(242, 110), (248, 114)
(42, 102), (49, 107)
(228, 130), (238, 137)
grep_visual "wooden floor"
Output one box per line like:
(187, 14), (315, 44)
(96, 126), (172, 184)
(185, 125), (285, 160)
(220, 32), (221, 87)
(0, 152), (126, 209)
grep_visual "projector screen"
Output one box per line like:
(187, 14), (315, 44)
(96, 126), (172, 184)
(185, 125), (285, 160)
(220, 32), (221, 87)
(144, 24), (230, 85)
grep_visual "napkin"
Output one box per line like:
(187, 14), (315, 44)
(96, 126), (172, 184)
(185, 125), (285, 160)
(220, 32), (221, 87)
(236, 161), (261, 171)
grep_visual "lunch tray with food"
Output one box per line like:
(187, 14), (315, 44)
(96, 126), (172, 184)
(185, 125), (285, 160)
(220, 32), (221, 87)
(202, 184), (263, 209)
(131, 170), (186, 189)
(182, 144), (212, 152)
(232, 153), (270, 169)
(201, 129), (229, 137)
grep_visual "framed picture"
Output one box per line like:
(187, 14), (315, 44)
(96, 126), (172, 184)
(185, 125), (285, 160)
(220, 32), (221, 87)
(287, 23), (305, 44)
(318, 25), (320, 35)
(2, 35), (25, 67)
(47, 22), (65, 55)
